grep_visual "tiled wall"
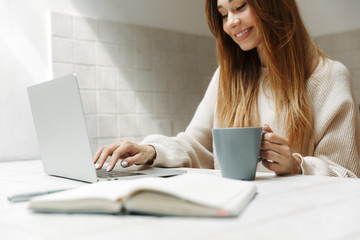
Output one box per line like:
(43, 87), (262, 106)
(51, 12), (359, 155)
(51, 12), (218, 154)
(314, 29), (360, 109)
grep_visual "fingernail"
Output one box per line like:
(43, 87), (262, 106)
(106, 165), (111, 172)
(94, 163), (99, 169)
(121, 161), (128, 168)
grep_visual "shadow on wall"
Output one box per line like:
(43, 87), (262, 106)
(50, 11), (218, 154)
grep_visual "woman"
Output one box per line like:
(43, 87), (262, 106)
(94, 0), (360, 177)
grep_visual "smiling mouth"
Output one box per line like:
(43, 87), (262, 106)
(235, 27), (253, 38)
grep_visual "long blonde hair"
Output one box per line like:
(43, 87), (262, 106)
(205, 0), (323, 149)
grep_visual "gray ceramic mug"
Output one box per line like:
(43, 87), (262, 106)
(212, 127), (267, 181)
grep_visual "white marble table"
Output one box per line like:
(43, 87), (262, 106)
(0, 160), (359, 240)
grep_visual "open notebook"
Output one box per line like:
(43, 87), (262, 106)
(29, 173), (257, 217)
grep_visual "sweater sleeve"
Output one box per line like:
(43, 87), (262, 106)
(302, 60), (360, 177)
(140, 68), (219, 169)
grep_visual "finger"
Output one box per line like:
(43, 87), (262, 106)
(261, 140), (291, 156)
(263, 124), (273, 133)
(263, 132), (289, 145)
(107, 146), (129, 171)
(93, 146), (105, 163)
(108, 141), (139, 168)
(262, 159), (276, 171)
(121, 154), (145, 168)
(262, 160), (283, 174)
(259, 150), (285, 164)
(95, 144), (118, 169)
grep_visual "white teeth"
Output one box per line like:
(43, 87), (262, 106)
(236, 28), (251, 38)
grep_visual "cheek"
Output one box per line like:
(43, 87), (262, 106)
(255, 26), (263, 44)
(222, 22), (231, 37)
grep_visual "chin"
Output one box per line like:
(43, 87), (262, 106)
(239, 47), (254, 51)
(233, 39), (257, 51)
(238, 45), (256, 52)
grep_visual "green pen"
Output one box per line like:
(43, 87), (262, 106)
(7, 189), (69, 203)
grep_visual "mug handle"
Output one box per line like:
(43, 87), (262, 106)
(257, 131), (268, 162)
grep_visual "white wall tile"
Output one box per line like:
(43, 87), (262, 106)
(353, 50), (360, 71)
(74, 17), (97, 41)
(126, 136), (139, 143)
(332, 30), (360, 53)
(79, 90), (97, 114)
(96, 42), (117, 66)
(98, 91), (117, 114)
(135, 46), (152, 70)
(173, 116), (191, 134)
(153, 71), (169, 92)
(51, 12), (73, 38)
(154, 93), (169, 114)
(335, 50), (360, 70)
(75, 65), (96, 89)
(52, 37), (73, 63)
(137, 115), (157, 136)
(183, 54), (199, 74)
(97, 67), (117, 90)
(155, 119), (173, 136)
(152, 28), (169, 51)
(98, 116), (118, 138)
(118, 92), (136, 114)
(351, 70), (360, 91)
(137, 93), (153, 114)
(75, 41), (96, 65)
(52, 63), (74, 78)
(97, 138), (118, 148)
(136, 70), (153, 91)
(198, 54), (217, 75)
(184, 74), (203, 94)
(350, 29), (360, 49)
(185, 94), (202, 114)
(118, 115), (137, 137)
(152, 50), (167, 72)
(152, 29), (184, 52)
(88, 139), (99, 155)
(97, 20), (117, 43)
(84, 115), (97, 138)
(166, 52), (185, 73)
(169, 73), (186, 93)
(117, 45), (135, 68)
(328, 32), (354, 53)
(167, 31), (185, 52)
(118, 69), (136, 91)
(315, 29), (360, 102)
(184, 34), (198, 54)
(314, 36), (332, 53)
(202, 76), (212, 95)
(169, 94), (187, 114)
(198, 35), (217, 56)
(117, 23), (135, 47)
(133, 25), (152, 49)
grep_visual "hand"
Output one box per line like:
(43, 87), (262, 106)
(93, 140), (156, 172)
(259, 124), (302, 176)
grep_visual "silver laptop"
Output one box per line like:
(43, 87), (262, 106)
(27, 74), (185, 183)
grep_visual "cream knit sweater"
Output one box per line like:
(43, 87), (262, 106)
(141, 58), (360, 177)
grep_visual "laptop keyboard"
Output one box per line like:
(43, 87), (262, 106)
(96, 169), (144, 179)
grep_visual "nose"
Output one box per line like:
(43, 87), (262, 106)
(228, 12), (241, 28)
